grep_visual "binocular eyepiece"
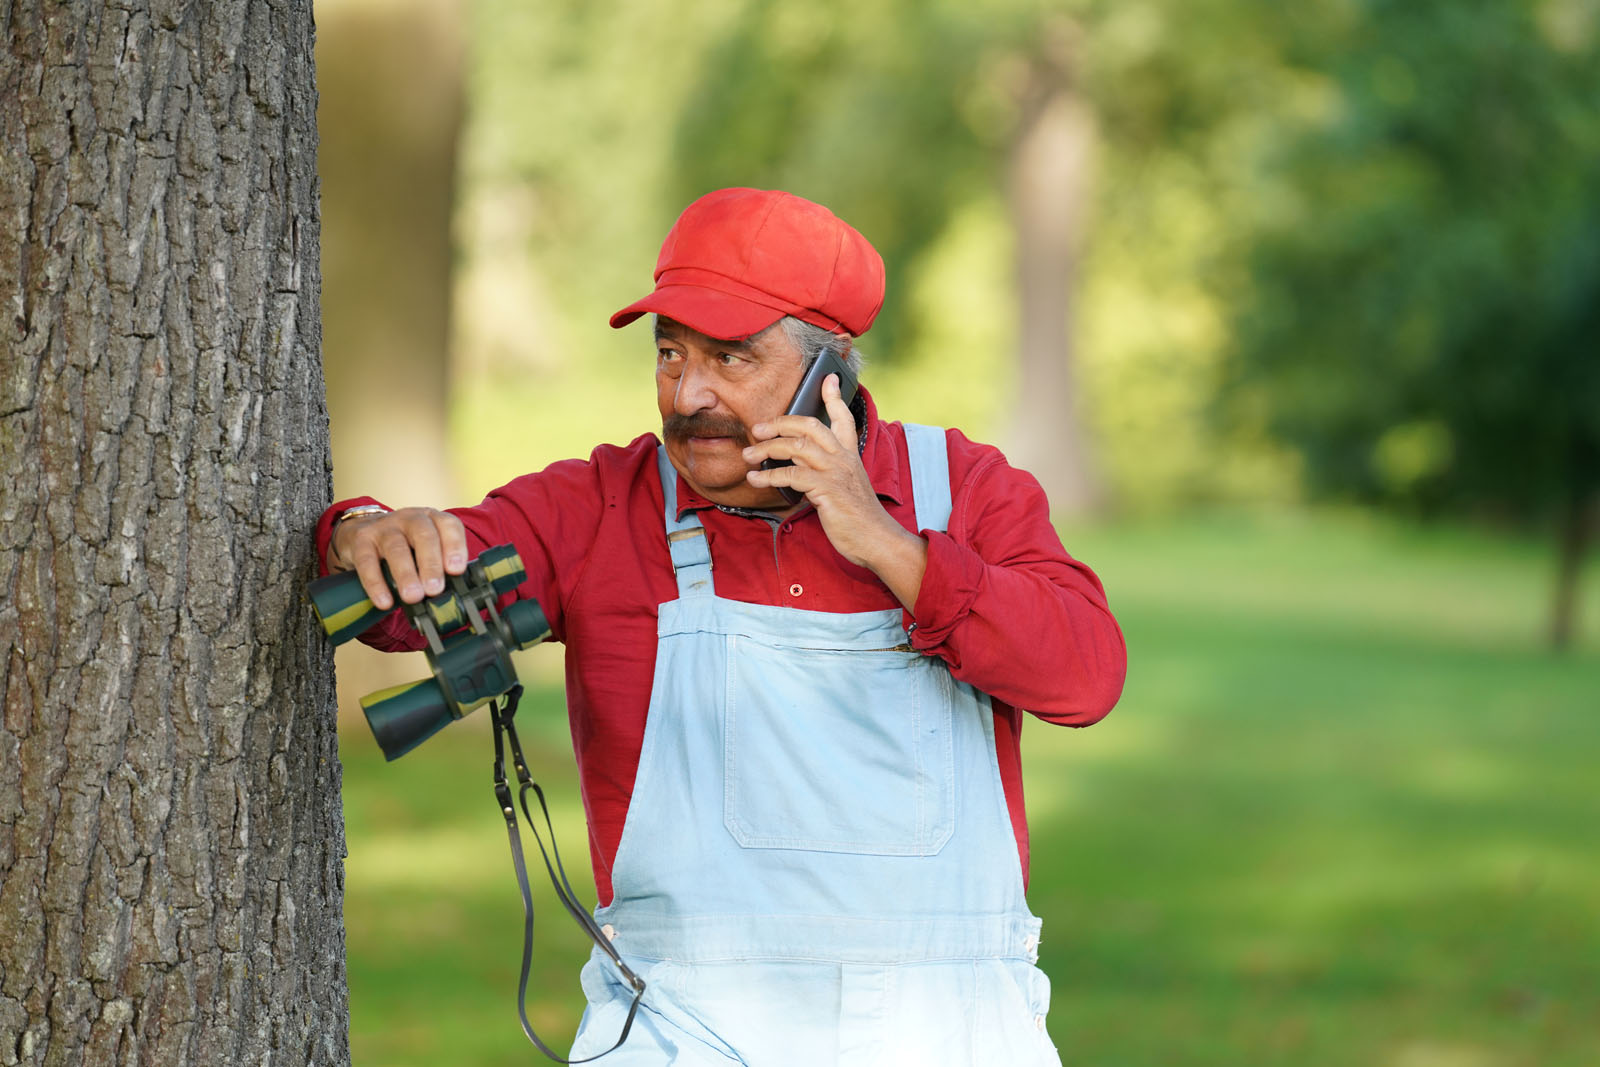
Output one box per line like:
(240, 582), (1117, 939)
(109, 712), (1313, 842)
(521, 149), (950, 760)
(308, 544), (550, 760)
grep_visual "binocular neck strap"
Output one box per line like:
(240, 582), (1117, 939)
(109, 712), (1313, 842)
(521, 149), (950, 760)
(489, 686), (645, 1063)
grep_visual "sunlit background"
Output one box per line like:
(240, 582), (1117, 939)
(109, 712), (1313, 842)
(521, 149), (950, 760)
(315, 0), (1600, 1063)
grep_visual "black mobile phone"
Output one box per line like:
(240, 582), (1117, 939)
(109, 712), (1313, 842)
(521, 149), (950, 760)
(762, 347), (859, 505)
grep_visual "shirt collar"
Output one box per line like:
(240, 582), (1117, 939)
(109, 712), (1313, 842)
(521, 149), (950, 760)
(669, 384), (905, 520)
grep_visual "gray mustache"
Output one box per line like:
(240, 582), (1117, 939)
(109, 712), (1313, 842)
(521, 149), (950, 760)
(664, 413), (749, 445)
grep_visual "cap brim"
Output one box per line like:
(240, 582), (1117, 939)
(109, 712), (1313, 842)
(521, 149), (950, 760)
(609, 283), (787, 341)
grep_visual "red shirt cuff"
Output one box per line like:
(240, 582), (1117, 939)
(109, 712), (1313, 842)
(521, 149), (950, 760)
(905, 530), (984, 654)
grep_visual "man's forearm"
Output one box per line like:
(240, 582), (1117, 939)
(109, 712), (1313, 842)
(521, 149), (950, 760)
(856, 521), (929, 613)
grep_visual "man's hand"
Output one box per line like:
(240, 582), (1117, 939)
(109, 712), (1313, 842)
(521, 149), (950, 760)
(742, 374), (928, 609)
(328, 507), (468, 612)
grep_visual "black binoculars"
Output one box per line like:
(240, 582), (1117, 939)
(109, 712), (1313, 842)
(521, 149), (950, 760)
(308, 544), (550, 760)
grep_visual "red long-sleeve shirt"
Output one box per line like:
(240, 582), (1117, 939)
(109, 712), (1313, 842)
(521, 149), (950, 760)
(316, 390), (1126, 905)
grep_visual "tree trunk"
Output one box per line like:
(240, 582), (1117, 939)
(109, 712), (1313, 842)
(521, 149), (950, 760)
(0, 3), (349, 1065)
(1549, 485), (1596, 651)
(1005, 27), (1101, 520)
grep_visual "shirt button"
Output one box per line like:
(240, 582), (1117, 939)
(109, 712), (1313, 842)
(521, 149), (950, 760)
(1035, 1015), (1047, 1032)
(601, 924), (616, 942)
(788, 583), (803, 597)
(1023, 933), (1038, 953)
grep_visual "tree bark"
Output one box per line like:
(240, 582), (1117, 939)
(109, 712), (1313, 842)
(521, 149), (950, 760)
(1005, 26), (1101, 520)
(0, 3), (349, 1065)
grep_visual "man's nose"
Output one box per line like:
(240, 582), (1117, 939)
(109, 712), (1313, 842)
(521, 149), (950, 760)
(673, 359), (719, 415)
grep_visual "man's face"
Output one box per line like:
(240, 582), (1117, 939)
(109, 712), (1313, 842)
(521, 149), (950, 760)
(656, 317), (806, 509)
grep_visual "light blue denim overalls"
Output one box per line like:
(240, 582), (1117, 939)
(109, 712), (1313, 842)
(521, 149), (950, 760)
(569, 426), (1061, 1066)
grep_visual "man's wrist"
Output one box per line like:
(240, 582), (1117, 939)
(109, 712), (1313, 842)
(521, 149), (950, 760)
(329, 504), (390, 569)
(854, 519), (928, 611)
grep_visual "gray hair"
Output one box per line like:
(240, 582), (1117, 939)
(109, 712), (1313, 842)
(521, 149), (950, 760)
(776, 316), (864, 379)
(651, 312), (865, 378)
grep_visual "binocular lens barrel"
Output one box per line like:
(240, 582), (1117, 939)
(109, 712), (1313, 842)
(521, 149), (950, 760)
(308, 568), (390, 646)
(308, 549), (532, 646)
(361, 678), (456, 762)
(477, 544), (527, 596)
(502, 599), (551, 649)
(310, 543), (546, 760)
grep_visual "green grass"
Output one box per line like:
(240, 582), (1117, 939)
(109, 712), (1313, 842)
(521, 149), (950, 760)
(340, 511), (1600, 1065)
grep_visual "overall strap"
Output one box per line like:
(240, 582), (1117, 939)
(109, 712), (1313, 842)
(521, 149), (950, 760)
(902, 423), (952, 534)
(656, 444), (715, 598)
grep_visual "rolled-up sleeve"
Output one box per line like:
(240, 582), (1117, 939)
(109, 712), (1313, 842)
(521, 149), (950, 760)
(905, 445), (1126, 726)
(310, 450), (614, 654)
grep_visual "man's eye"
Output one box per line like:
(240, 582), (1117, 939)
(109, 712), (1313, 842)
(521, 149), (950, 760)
(716, 352), (742, 366)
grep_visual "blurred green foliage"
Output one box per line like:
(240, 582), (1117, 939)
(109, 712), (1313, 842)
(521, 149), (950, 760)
(457, 0), (1598, 527)
(457, 0), (1308, 509)
(1223, 0), (1600, 521)
(341, 514), (1600, 1065)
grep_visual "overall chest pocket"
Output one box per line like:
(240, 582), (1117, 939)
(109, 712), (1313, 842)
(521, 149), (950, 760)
(722, 634), (956, 856)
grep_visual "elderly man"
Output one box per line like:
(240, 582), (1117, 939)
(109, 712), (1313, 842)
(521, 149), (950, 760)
(317, 187), (1125, 1065)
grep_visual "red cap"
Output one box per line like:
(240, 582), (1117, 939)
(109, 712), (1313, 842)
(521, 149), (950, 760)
(610, 188), (886, 340)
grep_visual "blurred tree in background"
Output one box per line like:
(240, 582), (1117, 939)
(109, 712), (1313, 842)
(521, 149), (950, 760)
(666, 0), (1319, 518)
(318, 0), (467, 710)
(671, 0), (1108, 513)
(458, 0), (1307, 518)
(1221, 0), (1600, 646)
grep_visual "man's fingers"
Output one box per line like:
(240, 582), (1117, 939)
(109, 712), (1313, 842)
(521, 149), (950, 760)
(438, 512), (468, 573)
(820, 374), (856, 447)
(350, 547), (394, 612)
(743, 437), (814, 466)
(746, 464), (806, 492)
(375, 527), (427, 604)
(338, 507), (468, 609)
(334, 514), (399, 609)
(745, 380), (863, 504)
(402, 512), (447, 598)
(749, 415), (842, 453)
